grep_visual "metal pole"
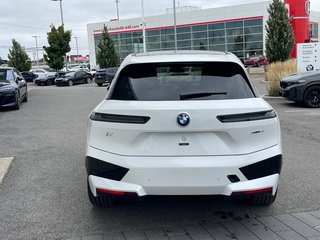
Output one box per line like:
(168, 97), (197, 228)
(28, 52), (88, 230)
(141, 0), (146, 52)
(74, 37), (79, 64)
(51, 0), (64, 25)
(115, 0), (120, 20)
(32, 36), (39, 69)
(59, 0), (64, 25)
(173, 0), (177, 52)
(52, 0), (66, 69)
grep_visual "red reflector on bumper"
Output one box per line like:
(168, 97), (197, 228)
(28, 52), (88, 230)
(233, 187), (272, 195)
(96, 188), (125, 195)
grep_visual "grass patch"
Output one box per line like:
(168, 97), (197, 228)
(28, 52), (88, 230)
(265, 60), (297, 96)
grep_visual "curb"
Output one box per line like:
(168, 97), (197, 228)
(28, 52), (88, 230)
(262, 94), (282, 99)
(0, 157), (14, 185)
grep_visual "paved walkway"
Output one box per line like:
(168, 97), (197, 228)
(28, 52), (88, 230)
(64, 210), (320, 240)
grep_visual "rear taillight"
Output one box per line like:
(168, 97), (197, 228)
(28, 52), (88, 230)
(90, 112), (150, 124)
(217, 110), (276, 123)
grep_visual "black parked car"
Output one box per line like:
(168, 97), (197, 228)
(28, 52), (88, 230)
(280, 71), (320, 108)
(21, 71), (38, 82)
(55, 70), (92, 86)
(94, 67), (118, 86)
(0, 67), (28, 110)
(35, 72), (57, 86)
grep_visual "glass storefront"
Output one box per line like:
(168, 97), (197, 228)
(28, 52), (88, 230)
(94, 18), (264, 62)
(310, 22), (319, 40)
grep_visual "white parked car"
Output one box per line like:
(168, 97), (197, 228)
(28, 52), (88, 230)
(30, 69), (48, 78)
(86, 51), (282, 207)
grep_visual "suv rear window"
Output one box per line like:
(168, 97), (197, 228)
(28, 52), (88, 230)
(110, 62), (254, 101)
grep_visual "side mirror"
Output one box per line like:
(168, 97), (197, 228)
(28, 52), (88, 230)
(17, 76), (24, 82)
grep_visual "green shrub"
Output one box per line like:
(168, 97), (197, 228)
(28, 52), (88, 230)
(265, 60), (296, 96)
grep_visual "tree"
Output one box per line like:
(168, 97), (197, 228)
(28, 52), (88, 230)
(96, 26), (119, 68)
(265, 0), (294, 63)
(43, 25), (71, 71)
(7, 39), (32, 71)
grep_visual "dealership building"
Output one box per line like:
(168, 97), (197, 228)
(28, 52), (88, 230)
(87, 0), (320, 67)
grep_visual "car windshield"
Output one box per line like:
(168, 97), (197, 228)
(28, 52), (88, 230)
(32, 70), (45, 73)
(0, 69), (14, 82)
(249, 55), (262, 60)
(110, 62), (254, 101)
(65, 72), (76, 77)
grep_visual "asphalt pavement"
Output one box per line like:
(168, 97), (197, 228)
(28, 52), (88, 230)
(0, 79), (320, 239)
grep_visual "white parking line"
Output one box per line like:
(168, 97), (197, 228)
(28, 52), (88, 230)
(284, 110), (320, 117)
(285, 110), (310, 113)
(0, 157), (14, 184)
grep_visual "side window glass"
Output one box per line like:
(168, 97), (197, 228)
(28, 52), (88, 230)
(6, 70), (14, 81)
(13, 68), (21, 77)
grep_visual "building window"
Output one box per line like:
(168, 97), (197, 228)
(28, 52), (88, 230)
(310, 23), (319, 40)
(93, 17), (264, 62)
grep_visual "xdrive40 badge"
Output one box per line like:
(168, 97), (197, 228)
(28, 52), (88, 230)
(177, 113), (190, 127)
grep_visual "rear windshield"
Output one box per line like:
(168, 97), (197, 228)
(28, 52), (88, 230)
(109, 62), (254, 101)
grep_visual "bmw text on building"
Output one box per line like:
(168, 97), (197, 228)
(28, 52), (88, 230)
(87, 0), (320, 67)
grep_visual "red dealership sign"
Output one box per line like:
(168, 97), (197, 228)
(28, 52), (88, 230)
(93, 24), (140, 35)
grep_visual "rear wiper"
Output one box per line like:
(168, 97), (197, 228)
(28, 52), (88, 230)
(180, 91), (227, 100)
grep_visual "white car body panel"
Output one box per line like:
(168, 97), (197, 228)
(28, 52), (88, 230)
(88, 98), (280, 156)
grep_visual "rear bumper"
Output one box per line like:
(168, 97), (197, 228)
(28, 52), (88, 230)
(55, 81), (68, 86)
(86, 144), (282, 197)
(94, 77), (112, 84)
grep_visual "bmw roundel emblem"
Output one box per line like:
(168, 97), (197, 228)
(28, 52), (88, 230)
(177, 113), (190, 127)
(306, 64), (314, 71)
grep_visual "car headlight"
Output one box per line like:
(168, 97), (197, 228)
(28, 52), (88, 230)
(0, 85), (14, 91)
(288, 79), (306, 86)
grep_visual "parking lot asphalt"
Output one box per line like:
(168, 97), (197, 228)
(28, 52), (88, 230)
(0, 80), (320, 239)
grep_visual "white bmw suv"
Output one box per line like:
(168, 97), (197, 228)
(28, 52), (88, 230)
(86, 51), (282, 207)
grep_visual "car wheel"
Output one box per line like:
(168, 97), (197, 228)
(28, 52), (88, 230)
(87, 78), (91, 84)
(87, 180), (113, 208)
(303, 86), (320, 108)
(97, 83), (103, 87)
(23, 92), (28, 102)
(257, 62), (261, 67)
(250, 191), (277, 206)
(68, 80), (74, 86)
(14, 91), (20, 110)
(47, 80), (53, 86)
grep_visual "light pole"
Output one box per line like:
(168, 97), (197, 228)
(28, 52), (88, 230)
(173, 0), (177, 51)
(51, 0), (64, 25)
(74, 37), (79, 64)
(32, 36), (39, 69)
(141, 0), (146, 52)
(115, 0), (120, 20)
(51, 0), (66, 68)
